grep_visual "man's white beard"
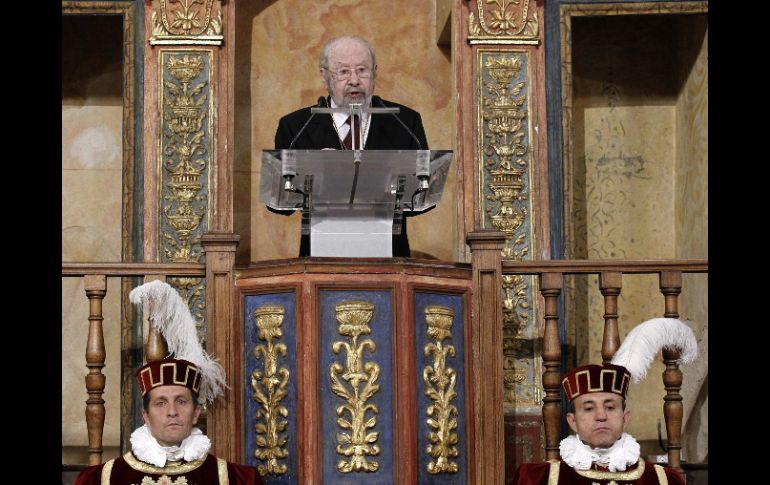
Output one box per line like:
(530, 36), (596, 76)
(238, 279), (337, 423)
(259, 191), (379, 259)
(337, 94), (372, 108)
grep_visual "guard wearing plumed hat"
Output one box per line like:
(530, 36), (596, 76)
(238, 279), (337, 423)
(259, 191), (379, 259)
(513, 317), (698, 485)
(74, 280), (265, 485)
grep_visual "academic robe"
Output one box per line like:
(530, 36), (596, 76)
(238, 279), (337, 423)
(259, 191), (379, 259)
(273, 97), (430, 257)
(513, 458), (686, 485)
(73, 452), (265, 485)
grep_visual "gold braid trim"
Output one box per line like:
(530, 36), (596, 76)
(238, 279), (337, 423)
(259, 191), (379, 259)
(547, 460), (560, 485)
(654, 464), (669, 485)
(217, 457), (229, 485)
(123, 451), (208, 475)
(100, 458), (115, 485)
(573, 458), (646, 481)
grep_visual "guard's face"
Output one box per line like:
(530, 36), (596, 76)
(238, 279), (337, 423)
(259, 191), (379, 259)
(566, 392), (630, 448)
(142, 385), (201, 446)
(321, 39), (376, 107)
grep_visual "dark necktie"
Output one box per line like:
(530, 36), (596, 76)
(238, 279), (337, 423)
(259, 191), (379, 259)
(343, 114), (361, 150)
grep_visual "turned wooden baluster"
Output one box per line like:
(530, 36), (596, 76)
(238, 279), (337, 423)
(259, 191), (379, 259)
(540, 272), (563, 461)
(599, 272), (622, 363)
(659, 271), (684, 474)
(84, 275), (107, 465)
(143, 275), (168, 363)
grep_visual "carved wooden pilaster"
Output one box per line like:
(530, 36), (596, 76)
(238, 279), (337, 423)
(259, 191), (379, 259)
(457, 1), (548, 418)
(467, 230), (506, 485)
(84, 275), (107, 466)
(201, 232), (240, 461)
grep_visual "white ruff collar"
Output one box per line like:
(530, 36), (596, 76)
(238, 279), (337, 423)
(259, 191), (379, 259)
(559, 432), (640, 472)
(130, 425), (210, 468)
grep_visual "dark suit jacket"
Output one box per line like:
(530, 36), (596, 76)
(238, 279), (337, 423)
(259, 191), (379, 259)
(272, 97), (429, 257)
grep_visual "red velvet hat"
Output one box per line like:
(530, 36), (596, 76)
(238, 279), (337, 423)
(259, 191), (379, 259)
(561, 363), (631, 402)
(129, 280), (226, 405)
(135, 358), (202, 398)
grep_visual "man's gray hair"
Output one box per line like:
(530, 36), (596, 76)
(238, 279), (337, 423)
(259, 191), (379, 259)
(319, 36), (377, 70)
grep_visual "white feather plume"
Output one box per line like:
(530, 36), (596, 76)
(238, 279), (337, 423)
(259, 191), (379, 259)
(129, 280), (227, 405)
(610, 317), (698, 382)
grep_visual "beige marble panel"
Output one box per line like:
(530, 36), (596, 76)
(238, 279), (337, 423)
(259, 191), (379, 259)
(581, 105), (677, 441)
(245, 0), (455, 261)
(61, 277), (122, 452)
(62, 104), (123, 262)
(675, 20), (708, 463)
(62, 170), (122, 262)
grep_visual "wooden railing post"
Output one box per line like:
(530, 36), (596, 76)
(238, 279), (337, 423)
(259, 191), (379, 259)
(201, 232), (240, 462)
(467, 230), (506, 485)
(599, 272), (622, 363)
(540, 272), (563, 461)
(84, 274), (107, 465)
(659, 271), (683, 473)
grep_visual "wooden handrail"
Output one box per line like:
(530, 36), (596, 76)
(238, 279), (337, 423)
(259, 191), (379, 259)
(62, 262), (205, 276)
(519, 261), (707, 476)
(502, 259), (707, 274)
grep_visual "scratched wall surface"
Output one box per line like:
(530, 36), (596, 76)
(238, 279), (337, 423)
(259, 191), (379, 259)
(674, 16), (708, 463)
(61, 15), (123, 463)
(568, 14), (707, 443)
(233, 0), (456, 262)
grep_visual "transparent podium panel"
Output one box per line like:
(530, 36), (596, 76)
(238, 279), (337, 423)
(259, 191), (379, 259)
(260, 149), (453, 257)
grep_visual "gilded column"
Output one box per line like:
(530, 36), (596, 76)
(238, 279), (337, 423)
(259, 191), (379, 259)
(143, 0), (238, 460)
(456, 0), (550, 472)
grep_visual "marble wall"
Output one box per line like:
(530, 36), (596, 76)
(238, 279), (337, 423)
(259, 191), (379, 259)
(62, 15), (123, 463)
(675, 16), (708, 463)
(233, 0), (456, 262)
(568, 14), (708, 444)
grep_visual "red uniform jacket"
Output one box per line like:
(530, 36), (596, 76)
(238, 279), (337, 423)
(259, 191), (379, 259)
(513, 459), (686, 485)
(74, 452), (265, 485)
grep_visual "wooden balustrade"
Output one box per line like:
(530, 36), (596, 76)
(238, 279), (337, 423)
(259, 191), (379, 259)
(62, 263), (205, 465)
(63, 257), (705, 475)
(502, 259), (707, 474)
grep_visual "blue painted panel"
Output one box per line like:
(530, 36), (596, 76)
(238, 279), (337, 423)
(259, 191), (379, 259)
(319, 290), (394, 485)
(244, 292), (298, 484)
(414, 292), (467, 484)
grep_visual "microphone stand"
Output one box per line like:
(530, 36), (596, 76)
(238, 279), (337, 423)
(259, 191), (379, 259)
(310, 103), (399, 203)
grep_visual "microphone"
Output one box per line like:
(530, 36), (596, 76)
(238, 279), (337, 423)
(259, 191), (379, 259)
(373, 96), (430, 193)
(288, 96), (326, 149)
(373, 95), (422, 150)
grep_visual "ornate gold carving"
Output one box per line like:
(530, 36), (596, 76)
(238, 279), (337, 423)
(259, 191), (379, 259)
(469, 0), (539, 44)
(423, 306), (459, 474)
(150, 0), (224, 45)
(479, 51), (539, 409)
(167, 277), (206, 340)
(330, 301), (381, 473)
(482, 56), (528, 261)
(250, 305), (290, 475)
(160, 52), (210, 264)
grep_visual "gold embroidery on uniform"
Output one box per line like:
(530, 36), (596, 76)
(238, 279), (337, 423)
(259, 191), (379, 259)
(135, 476), (188, 485)
(574, 458), (645, 480)
(123, 452), (207, 475)
(654, 464), (669, 485)
(547, 460), (560, 485)
(217, 457), (229, 485)
(101, 458), (115, 485)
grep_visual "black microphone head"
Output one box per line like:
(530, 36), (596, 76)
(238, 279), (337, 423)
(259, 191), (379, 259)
(317, 96), (327, 107)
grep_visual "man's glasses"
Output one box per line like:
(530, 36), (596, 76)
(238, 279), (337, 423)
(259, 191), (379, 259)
(326, 66), (373, 81)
